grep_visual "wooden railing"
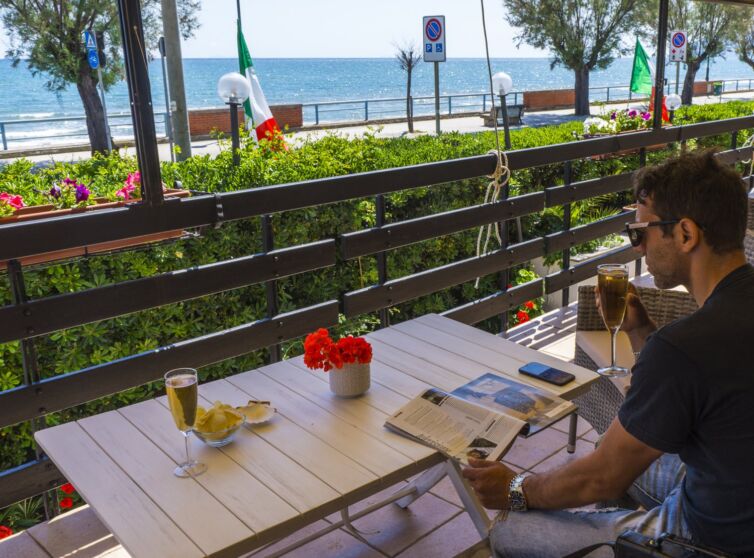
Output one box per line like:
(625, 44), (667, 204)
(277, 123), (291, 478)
(1, 115), (753, 513)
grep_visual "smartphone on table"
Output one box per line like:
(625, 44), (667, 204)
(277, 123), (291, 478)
(519, 362), (575, 386)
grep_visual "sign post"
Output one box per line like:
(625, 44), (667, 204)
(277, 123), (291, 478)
(84, 30), (112, 151)
(423, 15), (446, 135)
(669, 30), (687, 95)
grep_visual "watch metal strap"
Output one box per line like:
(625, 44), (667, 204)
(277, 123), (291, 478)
(508, 473), (528, 512)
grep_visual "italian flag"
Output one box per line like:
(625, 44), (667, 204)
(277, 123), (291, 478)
(630, 39), (669, 122)
(237, 20), (282, 143)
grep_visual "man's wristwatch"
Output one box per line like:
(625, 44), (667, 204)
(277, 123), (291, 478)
(508, 473), (529, 512)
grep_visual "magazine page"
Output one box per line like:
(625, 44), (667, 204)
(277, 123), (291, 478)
(450, 372), (576, 436)
(385, 388), (526, 464)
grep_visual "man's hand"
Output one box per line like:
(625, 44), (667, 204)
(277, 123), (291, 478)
(595, 284), (656, 351)
(462, 458), (516, 510)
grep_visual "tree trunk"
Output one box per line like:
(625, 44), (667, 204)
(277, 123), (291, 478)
(407, 69), (414, 133)
(681, 60), (702, 105)
(574, 66), (590, 116)
(76, 60), (111, 154)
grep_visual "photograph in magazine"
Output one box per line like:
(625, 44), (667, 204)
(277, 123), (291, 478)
(451, 372), (575, 435)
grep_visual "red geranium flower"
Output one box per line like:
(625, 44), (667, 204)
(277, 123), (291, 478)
(516, 310), (530, 324)
(60, 483), (75, 494)
(303, 329), (372, 371)
(59, 497), (73, 509)
(0, 525), (12, 540)
(524, 300), (535, 310)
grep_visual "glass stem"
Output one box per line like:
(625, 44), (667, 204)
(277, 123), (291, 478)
(610, 329), (618, 369)
(183, 430), (192, 466)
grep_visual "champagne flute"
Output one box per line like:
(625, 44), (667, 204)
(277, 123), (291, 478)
(596, 264), (630, 378)
(164, 368), (207, 478)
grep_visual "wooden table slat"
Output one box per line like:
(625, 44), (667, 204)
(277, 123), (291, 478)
(413, 314), (597, 397)
(225, 368), (414, 477)
(199, 377), (379, 497)
(120, 398), (300, 540)
(77, 411), (252, 556)
(35, 422), (204, 558)
(260, 361), (435, 462)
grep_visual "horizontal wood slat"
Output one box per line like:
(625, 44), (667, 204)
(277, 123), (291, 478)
(343, 239), (544, 317)
(545, 245), (638, 294)
(340, 193), (544, 259)
(0, 458), (65, 509)
(442, 279), (545, 325)
(0, 240), (335, 344)
(545, 211), (634, 254)
(0, 301), (339, 429)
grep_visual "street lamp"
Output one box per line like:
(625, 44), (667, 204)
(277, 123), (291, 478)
(217, 72), (251, 166)
(666, 93), (682, 123)
(492, 71), (513, 149)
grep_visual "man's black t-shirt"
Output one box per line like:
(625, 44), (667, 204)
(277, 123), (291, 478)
(618, 264), (754, 556)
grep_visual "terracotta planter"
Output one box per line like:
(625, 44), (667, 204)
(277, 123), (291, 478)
(0, 189), (190, 270)
(329, 362), (370, 398)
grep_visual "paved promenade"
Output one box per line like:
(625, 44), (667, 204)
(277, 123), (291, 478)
(3, 89), (754, 166)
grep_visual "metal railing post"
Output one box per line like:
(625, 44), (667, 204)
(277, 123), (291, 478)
(0, 123), (6, 150)
(364, 101), (369, 121)
(262, 215), (281, 363)
(606, 87), (610, 103)
(561, 161), (573, 307)
(376, 194), (389, 328)
(315, 104), (320, 125)
(482, 93), (487, 112)
(7, 260), (58, 520)
(448, 96), (452, 115)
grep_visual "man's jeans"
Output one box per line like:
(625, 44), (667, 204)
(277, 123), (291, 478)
(490, 453), (692, 558)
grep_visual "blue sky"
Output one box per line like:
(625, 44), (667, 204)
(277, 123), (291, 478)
(0, 0), (547, 59)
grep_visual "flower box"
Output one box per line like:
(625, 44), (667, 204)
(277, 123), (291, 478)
(580, 132), (667, 161)
(0, 188), (190, 270)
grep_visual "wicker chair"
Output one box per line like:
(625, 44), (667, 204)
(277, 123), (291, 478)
(573, 284), (698, 434)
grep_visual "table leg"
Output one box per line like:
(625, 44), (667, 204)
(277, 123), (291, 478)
(567, 413), (578, 454)
(445, 459), (491, 537)
(394, 461), (447, 509)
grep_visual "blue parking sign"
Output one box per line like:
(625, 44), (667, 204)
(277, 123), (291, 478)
(436, 44), (443, 53)
(425, 43), (432, 53)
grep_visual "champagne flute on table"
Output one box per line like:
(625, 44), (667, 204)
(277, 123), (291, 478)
(164, 368), (207, 478)
(596, 264), (630, 378)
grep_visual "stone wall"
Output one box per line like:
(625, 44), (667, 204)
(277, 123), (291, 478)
(188, 104), (303, 138)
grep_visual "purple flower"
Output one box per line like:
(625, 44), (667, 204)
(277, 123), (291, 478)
(641, 112), (651, 121)
(75, 183), (90, 203)
(627, 109), (638, 118)
(49, 185), (61, 199)
(610, 112), (617, 120)
(62, 178), (76, 187)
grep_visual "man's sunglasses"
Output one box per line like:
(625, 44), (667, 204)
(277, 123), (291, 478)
(625, 220), (680, 247)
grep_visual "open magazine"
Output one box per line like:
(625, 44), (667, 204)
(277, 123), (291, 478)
(385, 372), (576, 464)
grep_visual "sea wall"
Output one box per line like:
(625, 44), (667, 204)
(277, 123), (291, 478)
(188, 104), (303, 138)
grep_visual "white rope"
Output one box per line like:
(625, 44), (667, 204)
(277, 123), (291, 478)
(475, 0), (511, 288)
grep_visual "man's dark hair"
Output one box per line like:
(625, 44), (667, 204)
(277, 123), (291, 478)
(633, 150), (747, 253)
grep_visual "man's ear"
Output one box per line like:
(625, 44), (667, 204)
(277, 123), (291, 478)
(677, 218), (701, 253)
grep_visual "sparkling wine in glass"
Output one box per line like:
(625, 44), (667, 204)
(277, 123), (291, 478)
(165, 368), (207, 478)
(597, 264), (630, 378)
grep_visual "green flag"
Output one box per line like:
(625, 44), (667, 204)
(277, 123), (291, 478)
(237, 19), (254, 126)
(630, 40), (654, 96)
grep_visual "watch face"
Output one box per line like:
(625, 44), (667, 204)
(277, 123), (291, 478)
(509, 475), (527, 512)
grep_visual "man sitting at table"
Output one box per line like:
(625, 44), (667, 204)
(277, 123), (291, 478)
(463, 150), (754, 557)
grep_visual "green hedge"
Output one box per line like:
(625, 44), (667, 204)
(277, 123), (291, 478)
(0, 100), (752, 525)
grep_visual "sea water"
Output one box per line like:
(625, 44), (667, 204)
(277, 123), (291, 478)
(1, 56), (752, 147)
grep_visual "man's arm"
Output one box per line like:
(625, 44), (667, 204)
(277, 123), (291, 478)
(463, 418), (662, 510)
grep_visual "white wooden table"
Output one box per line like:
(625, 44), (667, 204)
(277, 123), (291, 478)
(35, 314), (598, 558)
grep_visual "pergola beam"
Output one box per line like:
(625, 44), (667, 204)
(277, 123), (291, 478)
(116, 0), (164, 206)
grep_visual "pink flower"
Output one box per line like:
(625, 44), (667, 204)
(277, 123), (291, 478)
(0, 192), (25, 210)
(118, 172), (141, 200)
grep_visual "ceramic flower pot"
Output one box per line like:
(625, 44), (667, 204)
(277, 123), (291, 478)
(329, 362), (370, 398)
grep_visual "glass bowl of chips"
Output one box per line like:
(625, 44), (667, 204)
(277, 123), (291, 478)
(192, 401), (246, 447)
